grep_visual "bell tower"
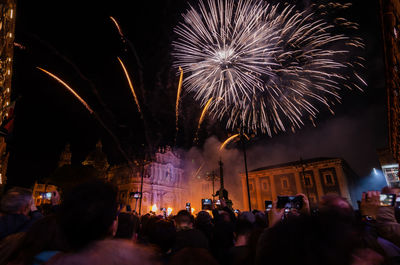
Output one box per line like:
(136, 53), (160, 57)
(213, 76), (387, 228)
(58, 143), (72, 168)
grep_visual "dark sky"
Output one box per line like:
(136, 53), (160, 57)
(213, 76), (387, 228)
(6, 0), (387, 188)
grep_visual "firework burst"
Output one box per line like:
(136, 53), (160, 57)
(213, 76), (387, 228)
(173, 0), (365, 136)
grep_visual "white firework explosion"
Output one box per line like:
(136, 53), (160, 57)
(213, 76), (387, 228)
(172, 0), (365, 136)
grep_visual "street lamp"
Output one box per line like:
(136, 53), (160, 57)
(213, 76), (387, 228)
(130, 191), (141, 213)
(240, 128), (252, 212)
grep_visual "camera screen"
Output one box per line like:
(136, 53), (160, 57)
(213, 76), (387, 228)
(41, 192), (52, 200)
(202, 199), (213, 210)
(380, 194), (396, 207)
(277, 196), (303, 210)
(265, 200), (272, 211)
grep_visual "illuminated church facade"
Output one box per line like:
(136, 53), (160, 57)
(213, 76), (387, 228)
(107, 146), (187, 214)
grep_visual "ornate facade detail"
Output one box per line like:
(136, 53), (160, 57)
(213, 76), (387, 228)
(109, 146), (186, 214)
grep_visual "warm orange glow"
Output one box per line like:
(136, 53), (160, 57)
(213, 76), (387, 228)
(117, 57), (142, 114)
(219, 134), (240, 151)
(175, 67), (183, 131)
(109, 16), (123, 37)
(36, 67), (94, 114)
(167, 207), (173, 216)
(191, 208), (195, 214)
(151, 204), (158, 212)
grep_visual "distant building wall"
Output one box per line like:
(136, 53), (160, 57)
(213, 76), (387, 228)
(241, 158), (356, 211)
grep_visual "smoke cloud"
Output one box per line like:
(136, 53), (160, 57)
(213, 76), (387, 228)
(183, 104), (387, 209)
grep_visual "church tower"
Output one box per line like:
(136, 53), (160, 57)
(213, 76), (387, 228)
(58, 143), (72, 168)
(82, 140), (109, 174)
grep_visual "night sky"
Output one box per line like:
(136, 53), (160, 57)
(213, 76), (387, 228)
(6, 0), (387, 189)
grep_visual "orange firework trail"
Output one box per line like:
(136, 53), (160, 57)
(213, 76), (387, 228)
(36, 67), (94, 114)
(117, 57), (142, 115)
(198, 98), (213, 130)
(37, 67), (136, 172)
(219, 134), (240, 151)
(175, 67), (183, 132)
(109, 16), (124, 37)
(194, 97), (213, 143)
(219, 133), (250, 151)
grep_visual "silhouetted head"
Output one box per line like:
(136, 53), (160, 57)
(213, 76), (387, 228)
(256, 213), (362, 265)
(175, 210), (194, 229)
(57, 180), (118, 250)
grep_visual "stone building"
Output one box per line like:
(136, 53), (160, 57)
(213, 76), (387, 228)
(378, 148), (399, 187)
(0, 0), (16, 194)
(48, 142), (187, 214)
(380, 0), (400, 164)
(108, 146), (186, 214)
(241, 157), (359, 210)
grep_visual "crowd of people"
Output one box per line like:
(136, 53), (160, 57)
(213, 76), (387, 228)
(1, 180), (400, 265)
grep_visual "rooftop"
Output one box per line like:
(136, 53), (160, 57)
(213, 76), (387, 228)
(250, 157), (342, 173)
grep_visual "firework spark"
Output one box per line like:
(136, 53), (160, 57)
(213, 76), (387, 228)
(219, 134), (240, 151)
(110, 16), (124, 37)
(198, 98), (213, 129)
(193, 162), (205, 179)
(117, 57), (142, 115)
(173, 0), (365, 135)
(37, 67), (94, 114)
(37, 67), (136, 170)
(175, 66), (184, 133)
(194, 97), (213, 142)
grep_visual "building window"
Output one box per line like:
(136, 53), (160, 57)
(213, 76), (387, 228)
(261, 180), (269, 191)
(308, 194), (317, 203)
(249, 183), (254, 192)
(324, 173), (335, 186)
(281, 178), (289, 189)
(303, 174), (313, 187)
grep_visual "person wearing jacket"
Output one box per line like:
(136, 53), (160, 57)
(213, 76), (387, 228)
(0, 187), (43, 240)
